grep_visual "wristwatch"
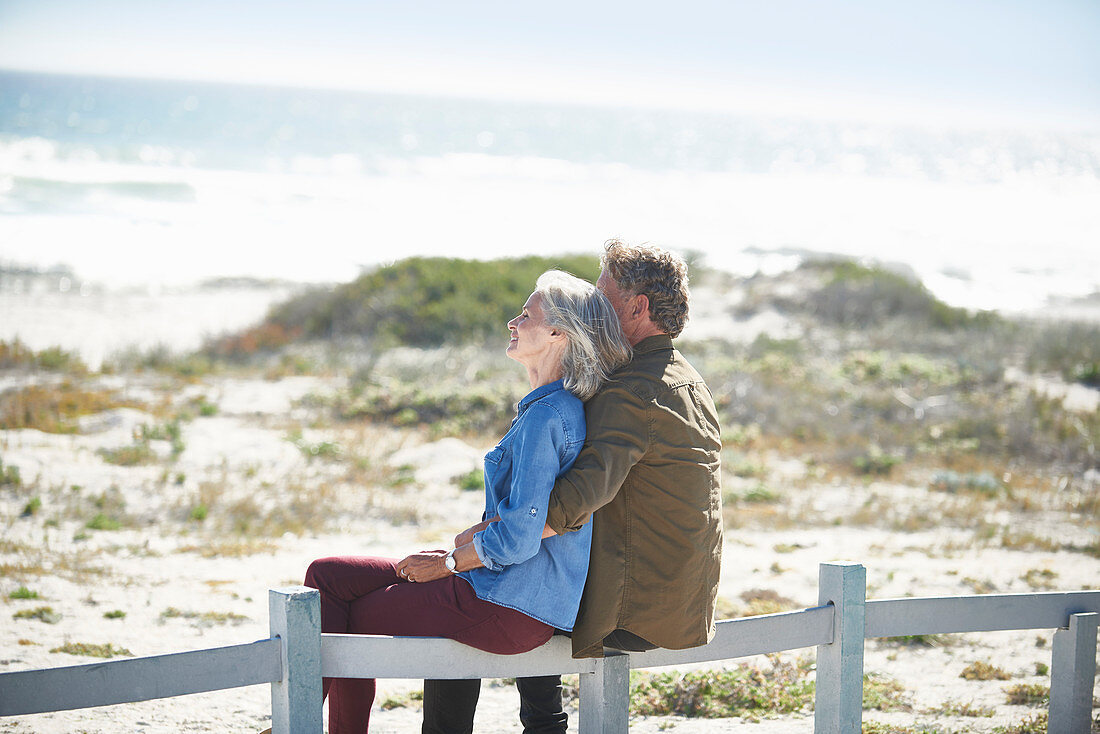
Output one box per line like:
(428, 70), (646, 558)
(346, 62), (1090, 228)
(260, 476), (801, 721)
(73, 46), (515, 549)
(444, 550), (457, 573)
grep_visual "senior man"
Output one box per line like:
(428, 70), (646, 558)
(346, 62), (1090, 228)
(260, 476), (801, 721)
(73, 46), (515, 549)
(424, 240), (724, 734)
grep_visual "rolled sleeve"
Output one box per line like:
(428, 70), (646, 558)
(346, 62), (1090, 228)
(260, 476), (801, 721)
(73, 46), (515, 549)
(547, 383), (649, 534)
(475, 403), (564, 568)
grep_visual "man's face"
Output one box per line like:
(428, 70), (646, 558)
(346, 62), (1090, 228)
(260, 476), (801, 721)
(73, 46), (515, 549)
(596, 269), (630, 323)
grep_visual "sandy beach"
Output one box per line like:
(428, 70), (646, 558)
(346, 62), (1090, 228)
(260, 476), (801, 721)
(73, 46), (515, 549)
(2, 273), (1099, 733)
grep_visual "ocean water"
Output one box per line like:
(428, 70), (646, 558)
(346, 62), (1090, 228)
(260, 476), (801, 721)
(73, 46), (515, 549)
(2, 69), (1099, 319)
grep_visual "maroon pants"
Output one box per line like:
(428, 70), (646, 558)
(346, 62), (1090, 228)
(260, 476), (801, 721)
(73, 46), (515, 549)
(304, 555), (554, 734)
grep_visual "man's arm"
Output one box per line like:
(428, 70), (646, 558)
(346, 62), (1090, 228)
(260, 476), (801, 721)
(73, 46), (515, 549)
(545, 381), (649, 534)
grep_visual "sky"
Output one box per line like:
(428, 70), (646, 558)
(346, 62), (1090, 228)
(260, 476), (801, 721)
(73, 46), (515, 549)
(1, 0), (1098, 128)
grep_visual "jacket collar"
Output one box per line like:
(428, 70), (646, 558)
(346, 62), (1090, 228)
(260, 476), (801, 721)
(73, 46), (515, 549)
(518, 379), (566, 413)
(632, 334), (674, 355)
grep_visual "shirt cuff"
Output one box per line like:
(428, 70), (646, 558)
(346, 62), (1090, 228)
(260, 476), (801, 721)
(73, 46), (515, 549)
(471, 532), (503, 572)
(547, 495), (586, 534)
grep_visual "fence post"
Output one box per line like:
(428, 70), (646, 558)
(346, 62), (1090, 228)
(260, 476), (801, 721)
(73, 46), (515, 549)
(269, 587), (323, 734)
(578, 649), (630, 734)
(814, 562), (866, 734)
(1049, 611), (1098, 733)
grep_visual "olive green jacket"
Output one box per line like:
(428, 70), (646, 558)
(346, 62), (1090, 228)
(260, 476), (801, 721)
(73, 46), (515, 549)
(547, 335), (723, 658)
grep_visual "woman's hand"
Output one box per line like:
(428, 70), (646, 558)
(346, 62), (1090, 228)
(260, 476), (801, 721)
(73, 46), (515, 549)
(395, 543), (486, 582)
(395, 551), (450, 584)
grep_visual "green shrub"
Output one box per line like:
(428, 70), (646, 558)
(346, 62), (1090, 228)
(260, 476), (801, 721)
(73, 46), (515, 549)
(927, 699), (995, 717)
(13, 606), (61, 624)
(379, 689), (424, 710)
(1023, 321), (1100, 385)
(1004, 683), (1048, 706)
(994, 712), (1048, 734)
(50, 642), (132, 658)
(0, 458), (22, 487)
(454, 469), (484, 491)
(8, 586), (39, 600)
(0, 339), (85, 373)
(86, 513), (122, 531)
(629, 656), (814, 718)
(929, 470), (1002, 495)
(0, 382), (139, 433)
(961, 660), (1011, 680)
(853, 449), (902, 476)
(802, 260), (993, 330)
(20, 496), (41, 517)
(257, 254), (601, 347)
(97, 442), (156, 466)
(160, 607), (248, 626)
(862, 674), (911, 711)
(741, 483), (781, 503)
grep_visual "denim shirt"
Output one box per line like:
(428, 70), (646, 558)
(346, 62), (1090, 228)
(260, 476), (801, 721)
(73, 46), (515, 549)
(459, 379), (590, 631)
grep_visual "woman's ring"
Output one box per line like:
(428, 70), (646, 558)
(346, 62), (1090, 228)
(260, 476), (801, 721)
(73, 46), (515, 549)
(399, 569), (407, 577)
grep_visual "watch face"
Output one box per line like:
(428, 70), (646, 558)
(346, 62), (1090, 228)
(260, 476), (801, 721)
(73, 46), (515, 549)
(445, 553), (457, 571)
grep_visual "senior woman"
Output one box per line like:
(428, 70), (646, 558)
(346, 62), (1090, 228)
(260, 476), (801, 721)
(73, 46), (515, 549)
(301, 270), (631, 734)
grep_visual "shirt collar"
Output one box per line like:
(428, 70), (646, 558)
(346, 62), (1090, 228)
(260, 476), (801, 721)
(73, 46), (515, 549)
(518, 379), (566, 413)
(632, 334), (674, 354)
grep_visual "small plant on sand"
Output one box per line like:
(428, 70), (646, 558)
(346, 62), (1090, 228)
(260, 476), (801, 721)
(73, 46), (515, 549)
(881, 634), (954, 648)
(177, 539), (278, 558)
(961, 660), (1012, 680)
(103, 610), (126, 620)
(852, 447), (902, 477)
(85, 513), (122, 531)
(925, 699), (995, 717)
(160, 607), (248, 626)
(742, 483), (781, 503)
(994, 711), (1048, 734)
(8, 586), (39, 600)
(0, 457), (22, 487)
(863, 674), (912, 712)
(13, 606), (61, 624)
(930, 470), (1003, 495)
(1021, 568), (1058, 590)
(0, 339), (86, 373)
(50, 642), (132, 658)
(97, 440), (156, 466)
(292, 435), (343, 461)
(453, 468), (483, 491)
(20, 496), (41, 517)
(862, 724), (952, 734)
(739, 589), (800, 616)
(0, 382), (139, 433)
(379, 689), (424, 710)
(629, 655), (814, 718)
(1004, 683), (1048, 706)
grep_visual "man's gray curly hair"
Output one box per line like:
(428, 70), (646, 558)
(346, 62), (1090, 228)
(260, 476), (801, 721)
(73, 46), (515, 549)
(601, 239), (690, 338)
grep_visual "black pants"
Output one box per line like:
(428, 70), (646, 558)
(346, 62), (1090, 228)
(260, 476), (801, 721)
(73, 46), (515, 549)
(422, 676), (566, 734)
(421, 630), (654, 734)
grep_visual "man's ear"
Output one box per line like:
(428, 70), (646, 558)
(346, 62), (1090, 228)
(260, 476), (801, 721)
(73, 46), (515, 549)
(631, 294), (650, 320)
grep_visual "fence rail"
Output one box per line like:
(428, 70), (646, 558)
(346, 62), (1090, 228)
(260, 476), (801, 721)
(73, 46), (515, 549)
(1, 562), (1097, 733)
(0, 638), (282, 717)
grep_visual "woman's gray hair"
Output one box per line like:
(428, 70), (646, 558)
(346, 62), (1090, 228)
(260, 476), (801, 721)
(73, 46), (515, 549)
(535, 270), (632, 401)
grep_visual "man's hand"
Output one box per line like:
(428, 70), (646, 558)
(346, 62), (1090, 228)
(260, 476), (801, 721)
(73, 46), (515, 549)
(395, 550), (450, 584)
(454, 516), (500, 547)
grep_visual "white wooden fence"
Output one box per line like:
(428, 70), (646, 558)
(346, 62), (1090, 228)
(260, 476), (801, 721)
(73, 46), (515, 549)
(2, 562), (1098, 732)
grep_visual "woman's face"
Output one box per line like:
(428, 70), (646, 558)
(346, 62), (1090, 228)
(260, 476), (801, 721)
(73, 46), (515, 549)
(506, 291), (558, 367)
